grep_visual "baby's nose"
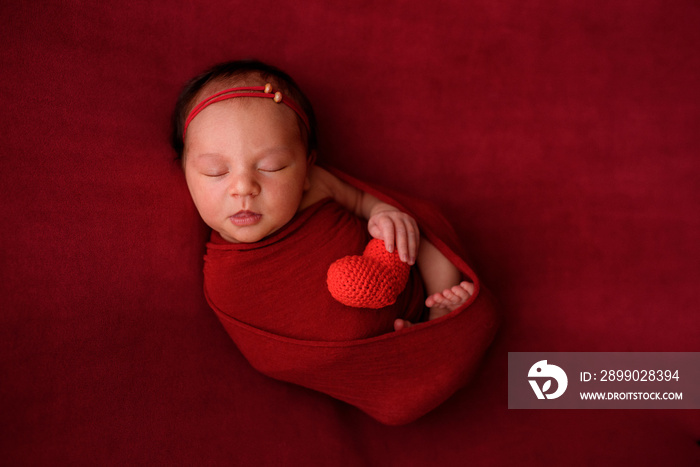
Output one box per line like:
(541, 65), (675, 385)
(229, 174), (260, 197)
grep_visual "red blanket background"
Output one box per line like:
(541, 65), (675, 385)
(1, 1), (698, 465)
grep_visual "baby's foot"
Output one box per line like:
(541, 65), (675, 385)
(425, 281), (475, 320)
(394, 281), (474, 332)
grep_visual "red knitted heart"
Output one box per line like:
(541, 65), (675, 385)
(327, 239), (411, 309)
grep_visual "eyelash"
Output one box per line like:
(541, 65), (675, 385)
(202, 166), (286, 177)
(259, 166), (286, 173)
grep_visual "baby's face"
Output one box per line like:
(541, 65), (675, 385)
(183, 96), (310, 243)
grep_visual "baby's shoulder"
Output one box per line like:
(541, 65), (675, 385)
(299, 165), (334, 210)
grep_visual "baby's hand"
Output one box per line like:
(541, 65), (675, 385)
(367, 205), (419, 265)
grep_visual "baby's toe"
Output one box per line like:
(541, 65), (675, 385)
(426, 293), (447, 309)
(451, 284), (470, 300)
(461, 281), (475, 295)
(435, 292), (451, 304)
(442, 288), (461, 305)
(394, 319), (412, 331)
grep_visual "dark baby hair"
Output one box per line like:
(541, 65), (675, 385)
(170, 59), (317, 160)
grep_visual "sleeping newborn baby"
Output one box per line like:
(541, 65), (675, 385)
(172, 59), (473, 340)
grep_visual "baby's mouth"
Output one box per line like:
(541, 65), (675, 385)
(230, 210), (262, 226)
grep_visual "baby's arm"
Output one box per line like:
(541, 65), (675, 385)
(308, 166), (419, 264)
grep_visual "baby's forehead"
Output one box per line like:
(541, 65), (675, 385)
(184, 85), (305, 154)
(183, 73), (308, 157)
(191, 74), (271, 110)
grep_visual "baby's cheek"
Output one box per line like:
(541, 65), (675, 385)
(191, 186), (222, 221)
(283, 183), (306, 210)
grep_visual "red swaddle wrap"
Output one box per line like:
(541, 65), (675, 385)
(205, 199), (425, 341)
(203, 168), (501, 425)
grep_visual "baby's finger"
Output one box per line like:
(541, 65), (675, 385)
(381, 218), (396, 253)
(397, 217), (419, 264)
(370, 216), (395, 252)
(406, 218), (419, 263)
(394, 222), (409, 263)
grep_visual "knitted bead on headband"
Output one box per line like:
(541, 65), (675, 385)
(182, 83), (311, 140)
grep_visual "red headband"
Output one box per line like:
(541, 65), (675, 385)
(182, 83), (310, 140)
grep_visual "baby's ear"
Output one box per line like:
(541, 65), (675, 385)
(303, 152), (317, 192)
(307, 150), (317, 166)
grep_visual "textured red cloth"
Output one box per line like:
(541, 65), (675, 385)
(203, 170), (500, 424)
(327, 238), (411, 308)
(3, 1), (699, 464)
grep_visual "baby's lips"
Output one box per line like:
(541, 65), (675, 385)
(230, 210), (262, 226)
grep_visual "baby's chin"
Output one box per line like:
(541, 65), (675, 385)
(216, 226), (277, 244)
(213, 212), (298, 244)
(218, 231), (259, 244)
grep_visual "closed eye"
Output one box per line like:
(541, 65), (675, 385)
(202, 171), (228, 178)
(259, 166), (287, 173)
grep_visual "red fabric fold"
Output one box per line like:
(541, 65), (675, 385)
(203, 168), (501, 425)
